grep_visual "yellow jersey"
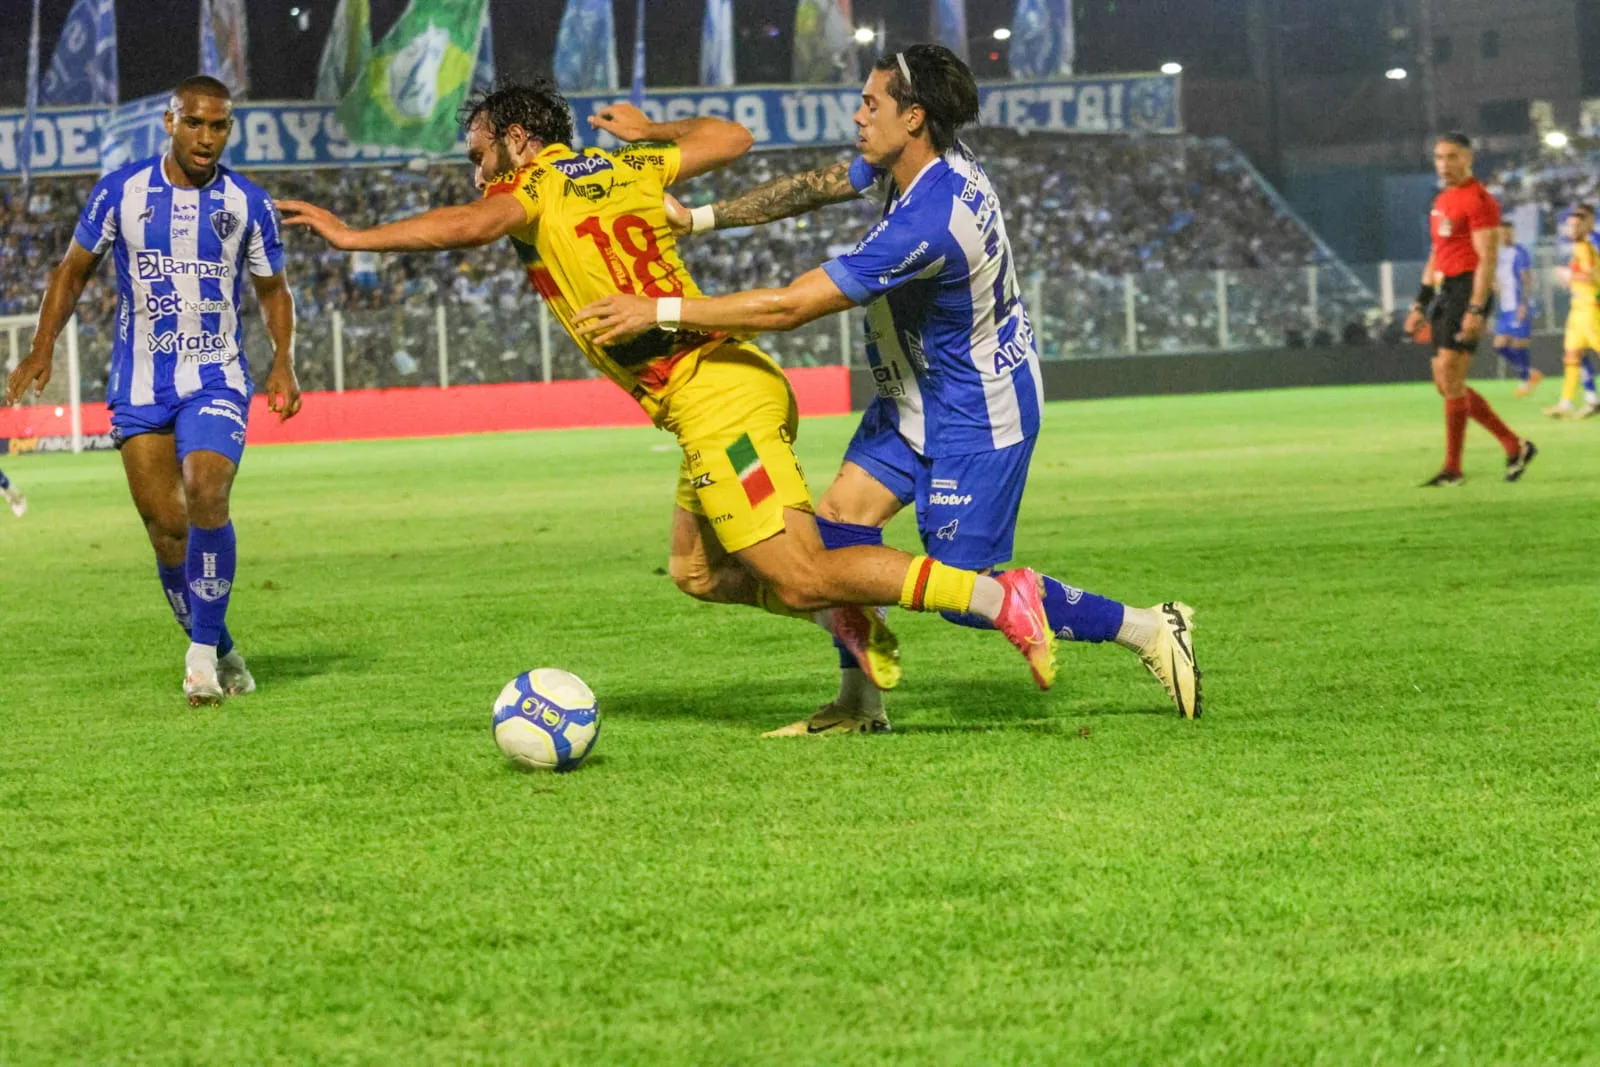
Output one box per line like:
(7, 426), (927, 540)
(1570, 237), (1599, 312)
(485, 141), (725, 418)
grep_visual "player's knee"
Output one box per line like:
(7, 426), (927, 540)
(182, 481), (232, 528)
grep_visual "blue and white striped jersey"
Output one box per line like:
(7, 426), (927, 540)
(1495, 242), (1531, 309)
(73, 155), (284, 409)
(821, 143), (1043, 457)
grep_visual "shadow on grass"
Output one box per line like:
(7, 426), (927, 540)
(607, 677), (1174, 730)
(246, 647), (375, 685)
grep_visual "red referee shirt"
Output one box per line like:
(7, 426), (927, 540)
(1430, 178), (1501, 277)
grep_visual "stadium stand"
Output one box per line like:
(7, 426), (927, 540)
(1, 133), (1377, 399)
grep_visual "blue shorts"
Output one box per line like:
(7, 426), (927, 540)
(110, 387), (251, 467)
(1494, 310), (1532, 340)
(843, 407), (1035, 570)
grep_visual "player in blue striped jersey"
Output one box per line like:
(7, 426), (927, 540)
(576, 45), (1200, 732)
(0, 467), (24, 517)
(1492, 222), (1541, 396)
(6, 76), (301, 705)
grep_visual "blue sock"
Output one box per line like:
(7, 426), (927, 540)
(1497, 345), (1530, 381)
(1583, 356), (1597, 396)
(0, 469), (9, 491)
(942, 572), (1126, 643)
(160, 561), (234, 655)
(817, 518), (883, 668)
(186, 523), (237, 648)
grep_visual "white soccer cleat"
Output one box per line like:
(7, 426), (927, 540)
(183, 644), (224, 707)
(184, 667), (225, 707)
(1139, 602), (1202, 719)
(218, 650), (256, 696)
(5, 492), (24, 518)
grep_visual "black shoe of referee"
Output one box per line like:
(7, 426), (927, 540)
(1505, 440), (1537, 482)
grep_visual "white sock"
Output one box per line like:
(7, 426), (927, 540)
(186, 642), (219, 674)
(1114, 606), (1162, 653)
(835, 667), (883, 713)
(969, 575), (1005, 621)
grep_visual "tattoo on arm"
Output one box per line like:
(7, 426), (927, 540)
(713, 159), (859, 228)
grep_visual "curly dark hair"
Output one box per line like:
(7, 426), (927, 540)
(871, 44), (980, 153)
(459, 80), (575, 148)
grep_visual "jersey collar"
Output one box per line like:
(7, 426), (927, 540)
(156, 153), (224, 192)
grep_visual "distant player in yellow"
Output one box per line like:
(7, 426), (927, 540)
(1548, 204), (1600, 419)
(275, 82), (1057, 704)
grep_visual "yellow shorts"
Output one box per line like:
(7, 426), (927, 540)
(1565, 309), (1600, 353)
(659, 341), (813, 553)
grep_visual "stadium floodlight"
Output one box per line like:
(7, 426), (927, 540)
(1385, 67), (1408, 80)
(993, 27), (1012, 41)
(1160, 61), (1183, 74)
(853, 26), (876, 45)
(1545, 130), (1570, 149)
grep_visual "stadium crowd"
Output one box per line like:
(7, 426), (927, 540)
(1, 133), (1376, 400)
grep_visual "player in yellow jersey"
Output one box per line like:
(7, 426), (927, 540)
(276, 82), (1058, 706)
(1548, 204), (1600, 419)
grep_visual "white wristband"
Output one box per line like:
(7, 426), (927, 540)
(689, 205), (716, 235)
(656, 297), (683, 331)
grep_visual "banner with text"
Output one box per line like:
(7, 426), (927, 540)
(0, 74), (1180, 178)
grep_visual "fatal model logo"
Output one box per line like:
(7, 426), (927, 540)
(150, 331), (230, 357)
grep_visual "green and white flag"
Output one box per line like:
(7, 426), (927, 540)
(315, 0), (372, 103)
(335, 0), (487, 152)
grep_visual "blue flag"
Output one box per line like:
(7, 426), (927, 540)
(554, 0), (619, 93)
(931, 0), (968, 63)
(629, 0), (645, 105)
(21, 0), (41, 194)
(701, 0), (734, 86)
(472, 1), (495, 93)
(200, 0), (250, 96)
(1009, 0), (1073, 78)
(40, 0), (118, 106)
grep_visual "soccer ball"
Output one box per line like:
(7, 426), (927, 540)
(492, 668), (600, 772)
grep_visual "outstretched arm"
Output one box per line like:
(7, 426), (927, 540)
(574, 268), (854, 345)
(587, 102), (753, 183)
(275, 195), (528, 252)
(665, 159), (862, 236)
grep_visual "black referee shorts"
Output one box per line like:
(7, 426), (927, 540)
(1429, 274), (1493, 355)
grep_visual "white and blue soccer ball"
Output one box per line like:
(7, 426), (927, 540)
(492, 668), (600, 772)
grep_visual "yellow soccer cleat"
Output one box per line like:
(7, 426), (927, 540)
(1544, 402), (1574, 419)
(763, 703), (892, 737)
(828, 606), (901, 690)
(1139, 602), (1202, 719)
(1513, 369), (1544, 397)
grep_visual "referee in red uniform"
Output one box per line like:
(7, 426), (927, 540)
(1404, 133), (1536, 485)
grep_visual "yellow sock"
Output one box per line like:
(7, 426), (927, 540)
(755, 584), (812, 620)
(1564, 363), (1582, 404)
(898, 556), (978, 614)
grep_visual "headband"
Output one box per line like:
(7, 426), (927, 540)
(895, 52), (913, 90)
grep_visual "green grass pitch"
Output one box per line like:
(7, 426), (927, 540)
(3, 382), (1599, 1065)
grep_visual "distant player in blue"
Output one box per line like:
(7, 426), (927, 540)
(0, 467), (24, 517)
(576, 45), (1201, 732)
(5, 76), (301, 705)
(1492, 222), (1542, 396)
